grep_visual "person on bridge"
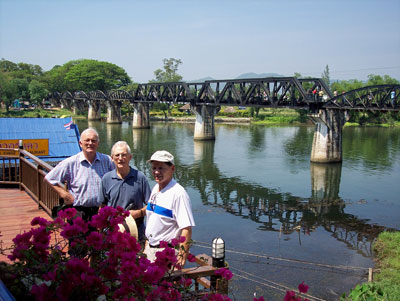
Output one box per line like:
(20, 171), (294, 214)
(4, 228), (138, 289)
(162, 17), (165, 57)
(99, 141), (151, 244)
(44, 128), (114, 221)
(144, 150), (195, 268)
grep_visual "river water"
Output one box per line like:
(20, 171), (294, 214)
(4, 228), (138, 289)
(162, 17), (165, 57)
(77, 120), (400, 300)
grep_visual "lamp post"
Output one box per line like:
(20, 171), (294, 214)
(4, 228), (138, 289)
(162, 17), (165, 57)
(212, 237), (225, 268)
(211, 237), (226, 292)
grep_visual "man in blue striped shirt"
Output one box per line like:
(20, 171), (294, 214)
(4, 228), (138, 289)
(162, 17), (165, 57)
(44, 128), (114, 220)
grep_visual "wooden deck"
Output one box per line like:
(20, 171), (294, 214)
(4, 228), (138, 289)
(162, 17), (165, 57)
(0, 187), (52, 263)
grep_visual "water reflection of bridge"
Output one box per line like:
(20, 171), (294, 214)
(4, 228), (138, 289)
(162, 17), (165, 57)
(129, 129), (393, 257)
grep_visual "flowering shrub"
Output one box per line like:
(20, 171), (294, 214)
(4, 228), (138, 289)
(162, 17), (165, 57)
(0, 206), (231, 300)
(283, 281), (310, 301)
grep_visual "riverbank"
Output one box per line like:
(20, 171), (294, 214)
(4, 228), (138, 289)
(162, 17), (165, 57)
(372, 231), (400, 298)
(342, 231), (400, 300)
(1, 107), (399, 127)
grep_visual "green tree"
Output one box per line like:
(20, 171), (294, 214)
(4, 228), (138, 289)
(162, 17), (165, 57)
(151, 58), (183, 116)
(321, 65), (330, 88)
(152, 58), (183, 83)
(13, 78), (30, 102)
(367, 74), (399, 85)
(0, 58), (18, 72)
(29, 79), (49, 108)
(0, 72), (18, 112)
(64, 59), (131, 92)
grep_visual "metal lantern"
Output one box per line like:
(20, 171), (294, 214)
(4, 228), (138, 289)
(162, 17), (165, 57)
(212, 237), (225, 268)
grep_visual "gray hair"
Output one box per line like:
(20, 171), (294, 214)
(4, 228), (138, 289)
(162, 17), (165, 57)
(80, 128), (100, 142)
(111, 141), (132, 156)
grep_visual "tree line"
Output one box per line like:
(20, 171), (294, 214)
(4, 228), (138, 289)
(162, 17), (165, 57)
(0, 58), (185, 113)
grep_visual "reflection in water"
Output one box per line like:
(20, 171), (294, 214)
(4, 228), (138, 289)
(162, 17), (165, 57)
(310, 162), (341, 204)
(183, 140), (389, 257)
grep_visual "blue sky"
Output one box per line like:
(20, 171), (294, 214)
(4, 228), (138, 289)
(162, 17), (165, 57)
(1, 0), (399, 83)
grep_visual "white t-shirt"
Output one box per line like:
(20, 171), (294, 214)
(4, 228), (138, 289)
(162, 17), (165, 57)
(145, 178), (195, 246)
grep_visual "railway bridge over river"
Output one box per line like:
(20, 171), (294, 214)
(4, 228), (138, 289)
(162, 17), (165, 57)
(48, 77), (400, 163)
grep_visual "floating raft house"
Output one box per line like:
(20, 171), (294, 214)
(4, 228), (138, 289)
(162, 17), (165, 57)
(0, 117), (80, 163)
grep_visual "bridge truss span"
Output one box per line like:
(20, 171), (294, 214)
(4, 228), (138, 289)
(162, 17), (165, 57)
(132, 77), (332, 109)
(323, 84), (400, 111)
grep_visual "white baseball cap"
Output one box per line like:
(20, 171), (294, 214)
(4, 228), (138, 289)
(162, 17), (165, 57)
(147, 150), (175, 165)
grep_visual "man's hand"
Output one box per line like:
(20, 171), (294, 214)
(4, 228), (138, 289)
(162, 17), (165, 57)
(61, 190), (75, 205)
(129, 207), (146, 219)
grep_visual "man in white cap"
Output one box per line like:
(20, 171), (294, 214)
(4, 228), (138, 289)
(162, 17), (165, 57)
(144, 150), (195, 268)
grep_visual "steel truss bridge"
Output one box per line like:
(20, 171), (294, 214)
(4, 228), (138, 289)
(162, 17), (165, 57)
(50, 77), (400, 112)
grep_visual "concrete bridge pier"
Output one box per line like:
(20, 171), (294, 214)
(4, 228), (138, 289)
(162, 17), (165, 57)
(132, 103), (151, 129)
(72, 99), (86, 116)
(193, 105), (219, 140)
(61, 99), (71, 110)
(309, 109), (348, 163)
(88, 100), (102, 120)
(106, 100), (122, 124)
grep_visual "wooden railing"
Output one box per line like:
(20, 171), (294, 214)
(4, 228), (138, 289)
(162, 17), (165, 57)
(0, 148), (59, 217)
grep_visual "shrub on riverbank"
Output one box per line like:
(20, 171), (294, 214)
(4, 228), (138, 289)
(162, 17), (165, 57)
(372, 231), (400, 298)
(341, 231), (400, 300)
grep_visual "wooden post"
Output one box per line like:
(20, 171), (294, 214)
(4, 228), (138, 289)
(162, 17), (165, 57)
(368, 268), (373, 282)
(18, 141), (23, 190)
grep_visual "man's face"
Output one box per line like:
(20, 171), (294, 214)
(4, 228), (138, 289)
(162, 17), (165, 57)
(111, 145), (132, 170)
(79, 131), (99, 156)
(151, 161), (174, 189)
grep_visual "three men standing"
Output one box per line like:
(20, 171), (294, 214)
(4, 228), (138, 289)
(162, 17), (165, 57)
(46, 127), (195, 267)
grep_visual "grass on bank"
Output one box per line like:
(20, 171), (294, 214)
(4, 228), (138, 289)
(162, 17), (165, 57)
(341, 231), (400, 300)
(2, 106), (400, 127)
(373, 232), (400, 294)
(0, 107), (74, 118)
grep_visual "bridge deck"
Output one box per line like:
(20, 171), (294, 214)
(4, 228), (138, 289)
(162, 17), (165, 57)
(0, 187), (51, 263)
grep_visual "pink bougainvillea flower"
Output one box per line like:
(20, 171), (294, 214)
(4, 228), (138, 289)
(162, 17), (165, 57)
(31, 217), (49, 227)
(86, 231), (103, 250)
(253, 297), (265, 301)
(284, 290), (302, 301)
(170, 238), (180, 247)
(159, 241), (170, 248)
(298, 281), (309, 293)
(187, 253), (196, 262)
(215, 267), (233, 280)
(202, 293), (231, 300)
(58, 207), (77, 219)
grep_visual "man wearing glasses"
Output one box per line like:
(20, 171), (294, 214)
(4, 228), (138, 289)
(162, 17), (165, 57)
(144, 150), (195, 268)
(99, 141), (151, 243)
(44, 128), (114, 220)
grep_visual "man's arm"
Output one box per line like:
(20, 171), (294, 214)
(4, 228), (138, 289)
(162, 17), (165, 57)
(43, 178), (74, 205)
(176, 226), (192, 269)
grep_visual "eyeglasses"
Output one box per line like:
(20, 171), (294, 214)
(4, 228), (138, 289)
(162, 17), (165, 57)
(113, 153), (128, 158)
(82, 139), (98, 143)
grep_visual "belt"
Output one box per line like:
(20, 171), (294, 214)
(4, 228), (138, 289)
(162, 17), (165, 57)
(149, 243), (173, 248)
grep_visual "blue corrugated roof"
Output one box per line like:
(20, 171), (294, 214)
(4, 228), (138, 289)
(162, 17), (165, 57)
(0, 117), (81, 160)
